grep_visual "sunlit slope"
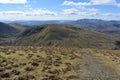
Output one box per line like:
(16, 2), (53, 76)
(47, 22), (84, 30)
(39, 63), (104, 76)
(15, 24), (120, 49)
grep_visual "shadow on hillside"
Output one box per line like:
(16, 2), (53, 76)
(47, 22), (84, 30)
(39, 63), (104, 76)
(115, 41), (120, 50)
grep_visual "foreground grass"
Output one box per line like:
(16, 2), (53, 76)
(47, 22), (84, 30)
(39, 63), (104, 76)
(0, 46), (82, 80)
(0, 46), (120, 80)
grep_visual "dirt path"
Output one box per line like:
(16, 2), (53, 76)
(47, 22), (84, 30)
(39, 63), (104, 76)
(79, 49), (120, 80)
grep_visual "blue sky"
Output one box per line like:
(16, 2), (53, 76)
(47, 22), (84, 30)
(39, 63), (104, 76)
(0, 0), (120, 20)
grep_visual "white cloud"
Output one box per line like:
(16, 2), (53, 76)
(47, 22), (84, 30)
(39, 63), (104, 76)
(62, 8), (98, 17)
(62, 1), (91, 6)
(0, 9), (57, 20)
(103, 13), (120, 17)
(0, 9), (57, 16)
(88, 8), (98, 12)
(61, 7), (120, 20)
(62, 8), (80, 15)
(91, 0), (116, 5)
(61, 9), (120, 20)
(62, 1), (99, 14)
(0, 11), (25, 15)
(0, 0), (27, 4)
(62, 0), (120, 7)
(26, 9), (57, 16)
(117, 3), (120, 7)
(60, 0), (120, 20)
(0, 9), (120, 20)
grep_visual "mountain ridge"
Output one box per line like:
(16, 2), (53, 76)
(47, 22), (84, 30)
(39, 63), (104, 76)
(15, 24), (120, 49)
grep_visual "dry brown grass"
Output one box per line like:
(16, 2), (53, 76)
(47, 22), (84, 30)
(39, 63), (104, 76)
(0, 46), (82, 80)
(0, 46), (120, 80)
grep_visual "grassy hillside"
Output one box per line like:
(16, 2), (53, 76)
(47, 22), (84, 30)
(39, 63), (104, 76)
(102, 30), (120, 39)
(9, 23), (27, 31)
(15, 24), (120, 49)
(0, 22), (19, 38)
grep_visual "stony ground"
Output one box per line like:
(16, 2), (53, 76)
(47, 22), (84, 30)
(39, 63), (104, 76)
(0, 46), (120, 80)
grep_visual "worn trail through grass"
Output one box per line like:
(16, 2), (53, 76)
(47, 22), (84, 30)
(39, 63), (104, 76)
(79, 49), (120, 80)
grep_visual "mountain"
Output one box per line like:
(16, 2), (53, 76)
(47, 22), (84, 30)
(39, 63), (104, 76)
(101, 30), (120, 39)
(67, 19), (120, 38)
(68, 19), (120, 31)
(9, 20), (71, 26)
(8, 19), (120, 38)
(8, 23), (27, 31)
(0, 22), (28, 45)
(15, 24), (120, 49)
(6, 19), (120, 38)
(0, 22), (20, 38)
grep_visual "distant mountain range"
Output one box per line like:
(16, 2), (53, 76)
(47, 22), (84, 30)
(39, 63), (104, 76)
(7, 20), (72, 26)
(70, 19), (120, 31)
(7, 19), (120, 30)
(6, 19), (120, 38)
(0, 19), (120, 49)
(67, 19), (120, 38)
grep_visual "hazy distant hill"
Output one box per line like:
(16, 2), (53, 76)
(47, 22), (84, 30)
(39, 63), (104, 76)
(15, 24), (120, 49)
(68, 19), (120, 31)
(10, 20), (71, 26)
(67, 19), (120, 38)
